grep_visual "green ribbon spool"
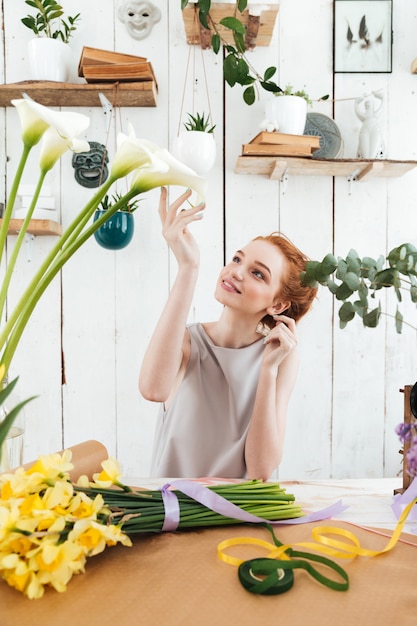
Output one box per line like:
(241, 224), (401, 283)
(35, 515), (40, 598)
(238, 558), (294, 595)
(237, 524), (349, 596)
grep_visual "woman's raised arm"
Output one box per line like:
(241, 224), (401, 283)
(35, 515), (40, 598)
(138, 188), (204, 402)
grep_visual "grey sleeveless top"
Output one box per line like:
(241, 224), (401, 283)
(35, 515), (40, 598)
(150, 322), (265, 478)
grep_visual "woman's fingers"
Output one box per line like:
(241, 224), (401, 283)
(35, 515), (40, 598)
(159, 188), (203, 229)
(264, 315), (298, 348)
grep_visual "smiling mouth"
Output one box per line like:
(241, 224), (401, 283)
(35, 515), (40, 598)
(222, 280), (241, 294)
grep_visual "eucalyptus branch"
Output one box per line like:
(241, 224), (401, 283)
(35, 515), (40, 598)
(301, 243), (417, 334)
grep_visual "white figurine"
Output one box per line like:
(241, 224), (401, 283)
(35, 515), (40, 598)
(354, 90), (385, 159)
(117, 0), (161, 40)
(260, 119), (279, 132)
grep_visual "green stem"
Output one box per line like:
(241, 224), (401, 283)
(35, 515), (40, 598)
(0, 178), (114, 357)
(0, 171), (47, 322)
(0, 145), (32, 266)
(0, 187), (141, 371)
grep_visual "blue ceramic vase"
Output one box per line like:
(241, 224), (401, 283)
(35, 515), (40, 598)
(93, 210), (134, 250)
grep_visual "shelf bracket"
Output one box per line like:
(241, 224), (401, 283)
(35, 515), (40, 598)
(346, 168), (361, 194)
(355, 161), (385, 182)
(279, 167), (290, 193)
(270, 159), (288, 181)
(98, 93), (113, 134)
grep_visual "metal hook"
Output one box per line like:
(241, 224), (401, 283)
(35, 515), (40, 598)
(98, 93), (113, 134)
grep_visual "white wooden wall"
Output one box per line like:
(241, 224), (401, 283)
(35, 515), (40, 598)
(1, 0), (417, 479)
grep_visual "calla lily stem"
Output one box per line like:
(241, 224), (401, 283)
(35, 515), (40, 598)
(0, 185), (142, 371)
(0, 170), (47, 321)
(0, 145), (32, 266)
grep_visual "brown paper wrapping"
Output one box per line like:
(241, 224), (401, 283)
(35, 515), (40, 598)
(0, 517), (416, 625)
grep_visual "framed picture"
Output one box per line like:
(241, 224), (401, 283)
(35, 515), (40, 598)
(334, 0), (393, 73)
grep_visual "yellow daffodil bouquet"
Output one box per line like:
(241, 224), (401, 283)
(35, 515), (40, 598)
(0, 94), (206, 459)
(0, 451), (305, 599)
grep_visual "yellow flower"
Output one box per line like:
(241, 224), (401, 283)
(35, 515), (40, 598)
(66, 492), (104, 520)
(76, 474), (90, 488)
(27, 449), (74, 481)
(42, 479), (74, 511)
(93, 457), (123, 488)
(70, 519), (132, 556)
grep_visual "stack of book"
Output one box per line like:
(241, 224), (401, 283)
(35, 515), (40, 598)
(242, 131), (321, 157)
(78, 46), (157, 86)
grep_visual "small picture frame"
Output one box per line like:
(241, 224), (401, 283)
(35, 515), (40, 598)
(334, 0), (393, 73)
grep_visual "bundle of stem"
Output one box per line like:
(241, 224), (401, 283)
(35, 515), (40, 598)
(76, 480), (304, 534)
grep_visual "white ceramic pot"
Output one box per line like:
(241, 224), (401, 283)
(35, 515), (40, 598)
(173, 131), (216, 176)
(28, 38), (72, 82)
(264, 95), (308, 135)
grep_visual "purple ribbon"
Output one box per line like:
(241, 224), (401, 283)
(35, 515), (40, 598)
(392, 476), (417, 521)
(159, 479), (348, 532)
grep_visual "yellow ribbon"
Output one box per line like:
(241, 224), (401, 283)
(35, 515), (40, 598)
(218, 496), (417, 567)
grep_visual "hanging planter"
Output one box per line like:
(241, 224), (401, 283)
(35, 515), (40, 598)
(173, 112), (216, 176)
(93, 193), (138, 250)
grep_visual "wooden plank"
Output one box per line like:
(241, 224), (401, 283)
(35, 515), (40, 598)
(182, 3), (279, 47)
(235, 156), (417, 179)
(0, 219), (62, 236)
(0, 80), (158, 107)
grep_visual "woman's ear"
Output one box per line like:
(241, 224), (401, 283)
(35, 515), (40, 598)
(267, 301), (291, 316)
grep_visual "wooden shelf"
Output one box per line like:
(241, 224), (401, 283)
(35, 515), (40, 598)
(235, 156), (417, 181)
(0, 219), (62, 236)
(0, 80), (158, 107)
(182, 2), (279, 48)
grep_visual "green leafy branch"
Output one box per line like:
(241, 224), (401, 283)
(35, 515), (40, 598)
(301, 243), (417, 333)
(181, 1), (327, 106)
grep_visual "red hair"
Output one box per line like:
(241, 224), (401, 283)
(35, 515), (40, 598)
(254, 232), (318, 327)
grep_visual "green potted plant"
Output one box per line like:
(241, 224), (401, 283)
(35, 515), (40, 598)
(93, 192), (140, 250)
(174, 111), (217, 175)
(264, 84), (313, 134)
(21, 0), (81, 81)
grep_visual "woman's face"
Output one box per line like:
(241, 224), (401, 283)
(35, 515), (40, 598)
(214, 239), (289, 317)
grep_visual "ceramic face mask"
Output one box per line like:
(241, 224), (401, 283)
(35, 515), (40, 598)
(72, 142), (109, 189)
(117, 0), (161, 40)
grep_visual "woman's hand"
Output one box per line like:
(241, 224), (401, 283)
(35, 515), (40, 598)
(158, 187), (205, 268)
(262, 315), (298, 370)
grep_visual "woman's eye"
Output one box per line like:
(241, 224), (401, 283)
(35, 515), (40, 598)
(253, 270), (264, 279)
(232, 255), (241, 264)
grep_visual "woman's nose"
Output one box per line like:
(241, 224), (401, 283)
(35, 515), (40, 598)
(231, 265), (244, 280)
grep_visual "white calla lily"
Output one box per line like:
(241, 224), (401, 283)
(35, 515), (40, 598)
(110, 127), (164, 180)
(11, 98), (49, 148)
(130, 143), (207, 203)
(21, 93), (90, 141)
(39, 127), (90, 173)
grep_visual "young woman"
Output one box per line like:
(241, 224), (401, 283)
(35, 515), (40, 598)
(139, 188), (317, 480)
